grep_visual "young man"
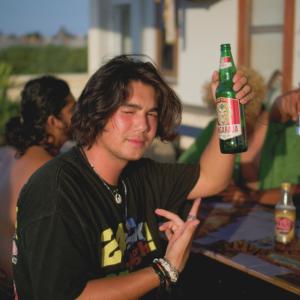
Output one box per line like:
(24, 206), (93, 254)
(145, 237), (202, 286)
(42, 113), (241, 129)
(13, 55), (253, 300)
(0, 76), (75, 299)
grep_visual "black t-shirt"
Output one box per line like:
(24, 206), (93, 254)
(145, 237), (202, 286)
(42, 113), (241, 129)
(13, 146), (199, 300)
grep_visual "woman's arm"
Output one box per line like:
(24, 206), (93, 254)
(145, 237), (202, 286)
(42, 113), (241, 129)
(270, 88), (300, 123)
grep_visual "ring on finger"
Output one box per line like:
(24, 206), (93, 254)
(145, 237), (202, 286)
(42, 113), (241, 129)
(187, 215), (197, 221)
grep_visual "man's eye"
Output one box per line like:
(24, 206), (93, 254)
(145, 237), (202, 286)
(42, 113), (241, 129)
(148, 112), (158, 117)
(123, 110), (134, 114)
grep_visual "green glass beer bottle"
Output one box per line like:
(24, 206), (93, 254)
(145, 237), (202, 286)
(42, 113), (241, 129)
(215, 43), (248, 153)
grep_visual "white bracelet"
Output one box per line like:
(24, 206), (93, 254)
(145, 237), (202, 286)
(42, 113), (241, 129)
(158, 258), (179, 283)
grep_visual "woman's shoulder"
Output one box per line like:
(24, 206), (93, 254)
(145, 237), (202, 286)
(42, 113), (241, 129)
(22, 146), (53, 169)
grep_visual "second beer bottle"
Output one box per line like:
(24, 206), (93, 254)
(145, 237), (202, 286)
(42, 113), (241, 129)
(215, 43), (248, 153)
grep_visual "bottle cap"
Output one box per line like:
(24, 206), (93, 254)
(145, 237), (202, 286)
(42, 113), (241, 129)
(220, 43), (231, 49)
(281, 182), (291, 191)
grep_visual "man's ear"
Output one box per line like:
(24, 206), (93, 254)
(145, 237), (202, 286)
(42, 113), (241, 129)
(46, 115), (63, 130)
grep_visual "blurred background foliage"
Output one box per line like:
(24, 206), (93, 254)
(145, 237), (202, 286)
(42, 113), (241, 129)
(0, 44), (87, 144)
(0, 62), (20, 145)
(0, 45), (87, 74)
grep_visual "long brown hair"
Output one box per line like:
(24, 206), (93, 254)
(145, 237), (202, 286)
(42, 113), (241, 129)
(71, 55), (182, 148)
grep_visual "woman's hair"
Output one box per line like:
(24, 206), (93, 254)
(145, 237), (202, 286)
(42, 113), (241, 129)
(240, 66), (267, 123)
(202, 66), (267, 122)
(71, 55), (182, 148)
(5, 75), (70, 156)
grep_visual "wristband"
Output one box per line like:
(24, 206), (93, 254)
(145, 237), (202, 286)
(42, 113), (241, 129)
(152, 259), (167, 288)
(158, 258), (179, 283)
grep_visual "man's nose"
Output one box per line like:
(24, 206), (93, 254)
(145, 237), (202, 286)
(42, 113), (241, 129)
(135, 114), (149, 132)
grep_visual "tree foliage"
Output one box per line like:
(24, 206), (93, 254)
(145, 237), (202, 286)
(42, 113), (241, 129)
(0, 45), (87, 74)
(0, 63), (20, 145)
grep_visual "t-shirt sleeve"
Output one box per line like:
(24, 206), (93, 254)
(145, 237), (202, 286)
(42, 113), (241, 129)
(16, 212), (91, 300)
(145, 160), (200, 212)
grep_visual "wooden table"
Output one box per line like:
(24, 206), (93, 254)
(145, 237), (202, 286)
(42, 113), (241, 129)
(191, 198), (300, 296)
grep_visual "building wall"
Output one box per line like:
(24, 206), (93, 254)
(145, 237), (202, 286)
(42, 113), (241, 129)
(88, 0), (237, 108)
(293, 0), (300, 87)
(176, 0), (238, 107)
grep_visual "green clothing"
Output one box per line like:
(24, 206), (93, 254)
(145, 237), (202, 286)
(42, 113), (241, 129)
(178, 119), (216, 164)
(259, 121), (300, 190)
(179, 119), (300, 190)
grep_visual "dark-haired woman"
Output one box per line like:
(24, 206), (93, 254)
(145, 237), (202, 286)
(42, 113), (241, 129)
(0, 75), (75, 299)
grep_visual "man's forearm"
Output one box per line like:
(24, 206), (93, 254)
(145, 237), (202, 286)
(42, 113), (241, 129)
(188, 126), (235, 199)
(77, 267), (160, 300)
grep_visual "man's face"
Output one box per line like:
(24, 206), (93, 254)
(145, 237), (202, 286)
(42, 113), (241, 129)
(97, 80), (158, 162)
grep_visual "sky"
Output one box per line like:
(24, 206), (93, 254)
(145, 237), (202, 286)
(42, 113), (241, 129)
(0, 0), (89, 36)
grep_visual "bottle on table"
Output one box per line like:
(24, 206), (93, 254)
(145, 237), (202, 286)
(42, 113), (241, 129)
(215, 43), (248, 153)
(275, 182), (296, 244)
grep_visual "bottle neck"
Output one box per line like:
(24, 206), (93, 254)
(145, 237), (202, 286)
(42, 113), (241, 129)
(219, 49), (236, 82)
(280, 189), (294, 207)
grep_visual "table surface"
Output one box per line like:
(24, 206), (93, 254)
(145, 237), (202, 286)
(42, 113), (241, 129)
(192, 198), (300, 296)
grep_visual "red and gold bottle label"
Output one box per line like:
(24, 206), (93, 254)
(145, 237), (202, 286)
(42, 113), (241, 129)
(216, 97), (241, 140)
(275, 210), (296, 244)
(220, 56), (233, 69)
(276, 217), (294, 233)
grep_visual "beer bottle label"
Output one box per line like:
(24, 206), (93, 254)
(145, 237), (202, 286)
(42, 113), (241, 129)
(275, 217), (294, 234)
(216, 97), (242, 140)
(220, 56), (233, 69)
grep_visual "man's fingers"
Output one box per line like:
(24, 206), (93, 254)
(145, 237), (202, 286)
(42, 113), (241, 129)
(155, 208), (184, 226)
(239, 91), (255, 105)
(159, 221), (172, 231)
(233, 70), (244, 82)
(159, 221), (179, 233)
(165, 229), (172, 241)
(233, 76), (248, 92)
(178, 219), (200, 244)
(187, 198), (201, 220)
(211, 70), (220, 101)
(235, 84), (251, 99)
(211, 70), (219, 83)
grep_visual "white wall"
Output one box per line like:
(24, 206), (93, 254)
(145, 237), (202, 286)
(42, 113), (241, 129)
(88, 0), (110, 74)
(293, 0), (300, 87)
(88, 0), (238, 108)
(175, 0), (238, 107)
(141, 0), (156, 60)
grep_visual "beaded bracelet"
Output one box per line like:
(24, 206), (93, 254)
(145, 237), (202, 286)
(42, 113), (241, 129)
(152, 257), (179, 290)
(157, 258), (179, 283)
(152, 259), (168, 288)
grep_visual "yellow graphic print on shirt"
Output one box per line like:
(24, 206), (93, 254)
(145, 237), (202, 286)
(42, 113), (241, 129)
(100, 218), (157, 269)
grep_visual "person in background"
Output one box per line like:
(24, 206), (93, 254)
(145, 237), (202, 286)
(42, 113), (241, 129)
(13, 55), (253, 300)
(0, 75), (75, 299)
(254, 88), (300, 204)
(179, 69), (300, 205)
(222, 87), (300, 205)
(264, 69), (283, 111)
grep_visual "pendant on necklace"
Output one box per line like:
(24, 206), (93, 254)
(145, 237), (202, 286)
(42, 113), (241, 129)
(114, 193), (122, 204)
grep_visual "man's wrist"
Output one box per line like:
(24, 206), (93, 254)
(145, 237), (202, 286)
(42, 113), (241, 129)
(152, 257), (180, 290)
